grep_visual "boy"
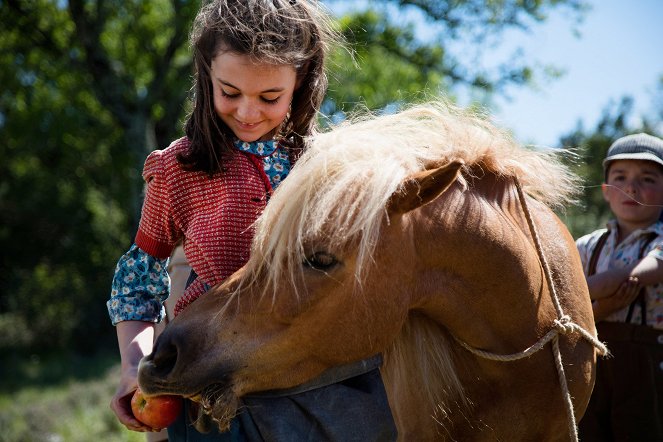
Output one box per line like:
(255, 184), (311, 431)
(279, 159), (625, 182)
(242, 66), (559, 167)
(576, 133), (663, 441)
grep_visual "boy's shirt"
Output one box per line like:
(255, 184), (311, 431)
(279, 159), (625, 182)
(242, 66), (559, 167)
(576, 219), (663, 330)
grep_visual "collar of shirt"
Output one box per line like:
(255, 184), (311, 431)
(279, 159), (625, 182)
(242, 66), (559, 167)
(233, 139), (291, 189)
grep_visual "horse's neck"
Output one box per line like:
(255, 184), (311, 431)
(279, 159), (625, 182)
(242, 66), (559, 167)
(386, 171), (594, 440)
(416, 173), (551, 351)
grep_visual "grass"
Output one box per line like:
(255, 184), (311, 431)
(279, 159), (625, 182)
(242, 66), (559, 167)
(0, 349), (148, 442)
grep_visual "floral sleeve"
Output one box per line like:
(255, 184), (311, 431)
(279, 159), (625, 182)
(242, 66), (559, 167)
(107, 244), (170, 325)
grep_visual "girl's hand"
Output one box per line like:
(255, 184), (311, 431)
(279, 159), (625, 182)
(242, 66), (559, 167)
(111, 321), (160, 432)
(593, 276), (640, 321)
(110, 369), (157, 432)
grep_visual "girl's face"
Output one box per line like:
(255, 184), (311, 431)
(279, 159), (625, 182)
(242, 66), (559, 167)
(603, 159), (663, 230)
(211, 51), (297, 142)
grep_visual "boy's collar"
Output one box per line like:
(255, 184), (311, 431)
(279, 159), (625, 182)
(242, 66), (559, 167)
(606, 218), (663, 239)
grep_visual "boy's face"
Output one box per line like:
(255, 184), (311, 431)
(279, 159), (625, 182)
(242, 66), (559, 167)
(603, 159), (663, 229)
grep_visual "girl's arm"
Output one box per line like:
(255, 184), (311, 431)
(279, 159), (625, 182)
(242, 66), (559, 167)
(107, 244), (171, 431)
(110, 321), (157, 431)
(587, 255), (663, 300)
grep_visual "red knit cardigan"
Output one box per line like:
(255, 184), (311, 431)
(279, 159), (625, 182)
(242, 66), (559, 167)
(135, 137), (272, 315)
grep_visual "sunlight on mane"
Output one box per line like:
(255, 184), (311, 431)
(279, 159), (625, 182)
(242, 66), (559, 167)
(242, 99), (579, 301)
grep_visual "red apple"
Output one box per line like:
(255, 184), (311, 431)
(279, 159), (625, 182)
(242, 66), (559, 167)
(131, 387), (183, 429)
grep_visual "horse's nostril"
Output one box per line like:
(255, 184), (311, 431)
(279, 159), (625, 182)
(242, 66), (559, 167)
(151, 341), (179, 377)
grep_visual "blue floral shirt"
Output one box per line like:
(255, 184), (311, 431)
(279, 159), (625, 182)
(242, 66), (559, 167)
(107, 245), (170, 325)
(235, 139), (291, 188)
(107, 139), (291, 325)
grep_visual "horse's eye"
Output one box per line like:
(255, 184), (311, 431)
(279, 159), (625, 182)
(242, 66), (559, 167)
(303, 252), (337, 271)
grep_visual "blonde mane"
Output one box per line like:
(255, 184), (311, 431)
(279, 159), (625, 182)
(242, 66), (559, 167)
(234, 100), (581, 430)
(243, 100), (578, 298)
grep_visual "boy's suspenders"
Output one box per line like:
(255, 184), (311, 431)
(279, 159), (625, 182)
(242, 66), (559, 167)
(587, 232), (609, 277)
(587, 230), (657, 325)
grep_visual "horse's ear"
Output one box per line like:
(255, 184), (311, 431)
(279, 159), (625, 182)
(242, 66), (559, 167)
(388, 160), (464, 215)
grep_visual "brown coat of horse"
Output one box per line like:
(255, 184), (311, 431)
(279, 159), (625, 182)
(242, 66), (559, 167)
(138, 102), (601, 440)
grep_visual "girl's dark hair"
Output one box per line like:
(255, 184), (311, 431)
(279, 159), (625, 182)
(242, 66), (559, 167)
(179, 0), (339, 174)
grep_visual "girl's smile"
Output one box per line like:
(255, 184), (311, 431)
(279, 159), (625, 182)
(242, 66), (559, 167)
(211, 51), (297, 142)
(234, 120), (262, 132)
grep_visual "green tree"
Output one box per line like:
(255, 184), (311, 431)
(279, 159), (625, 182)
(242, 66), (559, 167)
(324, 0), (586, 116)
(0, 0), (587, 354)
(0, 0), (196, 352)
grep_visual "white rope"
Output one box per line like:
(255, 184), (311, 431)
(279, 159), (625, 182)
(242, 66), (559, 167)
(454, 179), (608, 442)
(455, 315), (607, 362)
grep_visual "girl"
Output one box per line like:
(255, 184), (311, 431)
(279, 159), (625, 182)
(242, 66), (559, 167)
(107, 1), (396, 441)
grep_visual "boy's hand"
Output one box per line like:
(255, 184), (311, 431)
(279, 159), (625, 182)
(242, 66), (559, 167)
(593, 276), (640, 321)
(586, 266), (634, 300)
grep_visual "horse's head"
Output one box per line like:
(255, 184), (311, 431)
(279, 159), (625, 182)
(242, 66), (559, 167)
(138, 150), (464, 429)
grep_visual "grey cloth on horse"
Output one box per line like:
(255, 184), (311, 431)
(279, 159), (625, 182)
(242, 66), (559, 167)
(240, 365), (396, 442)
(167, 360), (396, 442)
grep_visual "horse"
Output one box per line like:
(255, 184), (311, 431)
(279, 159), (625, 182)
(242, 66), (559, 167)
(138, 101), (604, 441)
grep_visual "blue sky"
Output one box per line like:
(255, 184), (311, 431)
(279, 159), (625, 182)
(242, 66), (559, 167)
(329, 0), (663, 147)
(485, 0), (663, 147)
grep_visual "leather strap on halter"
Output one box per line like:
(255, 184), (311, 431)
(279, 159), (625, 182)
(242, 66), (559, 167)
(587, 230), (656, 325)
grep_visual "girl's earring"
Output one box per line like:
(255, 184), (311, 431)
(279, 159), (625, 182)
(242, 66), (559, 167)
(277, 102), (292, 140)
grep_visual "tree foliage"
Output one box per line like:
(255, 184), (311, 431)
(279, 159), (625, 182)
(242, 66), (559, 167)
(1, 0), (590, 354)
(1, 0), (196, 352)
(324, 0), (586, 115)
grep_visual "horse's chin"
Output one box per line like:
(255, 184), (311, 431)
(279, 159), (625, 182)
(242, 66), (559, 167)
(191, 383), (240, 433)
